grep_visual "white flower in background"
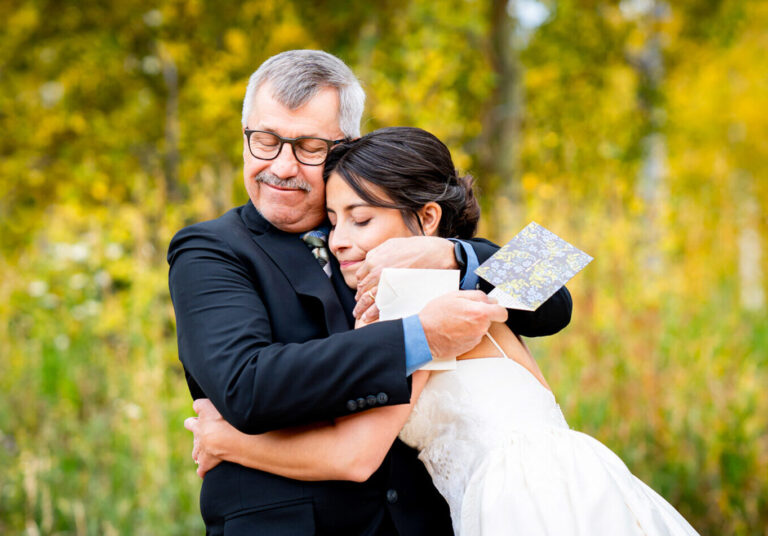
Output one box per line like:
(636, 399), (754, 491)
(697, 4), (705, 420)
(619, 0), (654, 18)
(82, 300), (101, 316)
(52, 243), (69, 261)
(123, 402), (142, 420)
(69, 243), (90, 262)
(94, 270), (112, 288)
(143, 9), (163, 27)
(142, 56), (161, 75)
(27, 280), (49, 297)
(53, 334), (70, 351)
(105, 243), (123, 260)
(69, 273), (88, 290)
(52, 242), (92, 263)
(72, 300), (100, 320)
(41, 294), (58, 309)
(39, 81), (64, 107)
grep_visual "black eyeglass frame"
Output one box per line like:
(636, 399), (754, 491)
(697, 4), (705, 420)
(243, 129), (346, 166)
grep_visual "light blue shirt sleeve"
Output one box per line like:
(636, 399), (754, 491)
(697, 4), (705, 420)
(402, 315), (432, 376)
(449, 238), (480, 290)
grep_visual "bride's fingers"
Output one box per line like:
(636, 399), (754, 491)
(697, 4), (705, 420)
(197, 453), (216, 479)
(354, 268), (381, 301)
(361, 304), (380, 324)
(184, 417), (198, 432)
(197, 457), (215, 479)
(354, 267), (373, 298)
(352, 286), (377, 319)
(193, 398), (215, 415)
(185, 417), (201, 463)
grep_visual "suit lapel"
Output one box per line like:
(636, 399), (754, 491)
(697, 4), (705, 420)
(241, 202), (350, 334)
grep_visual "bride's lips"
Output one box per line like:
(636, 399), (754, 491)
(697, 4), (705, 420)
(338, 260), (362, 269)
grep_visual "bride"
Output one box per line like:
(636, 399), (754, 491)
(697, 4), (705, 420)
(185, 127), (698, 535)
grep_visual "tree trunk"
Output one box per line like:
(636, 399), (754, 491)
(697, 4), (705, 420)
(632, 1), (669, 276)
(473, 0), (522, 241)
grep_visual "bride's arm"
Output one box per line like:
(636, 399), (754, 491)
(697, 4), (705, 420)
(186, 370), (430, 482)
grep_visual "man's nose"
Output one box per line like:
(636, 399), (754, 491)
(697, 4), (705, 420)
(270, 142), (300, 178)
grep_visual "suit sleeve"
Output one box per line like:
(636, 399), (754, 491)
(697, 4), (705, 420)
(168, 226), (412, 434)
(465, 237), (573, 337)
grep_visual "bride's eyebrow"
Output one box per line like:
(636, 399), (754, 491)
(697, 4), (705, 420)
(345, 203), (372, 211)
(327, 203), (373, 214)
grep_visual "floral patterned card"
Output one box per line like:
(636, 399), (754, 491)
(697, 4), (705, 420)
(475, 222), (593, 311)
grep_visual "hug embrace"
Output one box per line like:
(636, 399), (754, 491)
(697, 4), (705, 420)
(169, 50), (698, 535)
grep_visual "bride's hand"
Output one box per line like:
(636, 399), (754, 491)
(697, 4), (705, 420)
(184, 399), (230, 478)
(353, 237), (456, 322)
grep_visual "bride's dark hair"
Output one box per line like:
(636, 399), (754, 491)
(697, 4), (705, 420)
(323, 126), (480, 239)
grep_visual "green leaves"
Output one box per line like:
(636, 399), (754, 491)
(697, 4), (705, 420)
(0, 1), (766, 533)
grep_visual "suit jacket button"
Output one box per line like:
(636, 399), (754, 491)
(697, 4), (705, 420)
(366, 395), (377, 406)
(386, 489), (398, 504)
(377, 392), (388, 404)
(346, 400), (358, 411)
(356, 397), (366, 409)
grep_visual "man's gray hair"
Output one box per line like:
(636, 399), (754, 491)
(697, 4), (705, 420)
(241, 50), (365, 138)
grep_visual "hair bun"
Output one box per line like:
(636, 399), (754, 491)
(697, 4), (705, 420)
(443, 173), (480, 239)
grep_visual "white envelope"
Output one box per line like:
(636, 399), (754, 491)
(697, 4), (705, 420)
(376, 268), (460, 371)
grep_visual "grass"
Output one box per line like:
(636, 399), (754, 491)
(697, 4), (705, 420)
(1, 201), (765, 535)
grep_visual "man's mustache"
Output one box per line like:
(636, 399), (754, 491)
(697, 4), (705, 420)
(255, 172), (313, 192)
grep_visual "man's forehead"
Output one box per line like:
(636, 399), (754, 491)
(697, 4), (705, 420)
(251, 120), (327, 139)
(248, 84), (342, 137)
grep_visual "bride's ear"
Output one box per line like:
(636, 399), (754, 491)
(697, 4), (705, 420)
(418, 202), (442, 236)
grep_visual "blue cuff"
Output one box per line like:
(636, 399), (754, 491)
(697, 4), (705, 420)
(449, 239), (480, 290)
(402, 315), (433, 376)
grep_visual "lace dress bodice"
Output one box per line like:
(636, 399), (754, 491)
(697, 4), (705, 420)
(399, 357), (698, 536)
(399, 358), (566, 525)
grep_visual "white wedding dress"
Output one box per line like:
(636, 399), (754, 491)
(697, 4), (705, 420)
(399, 357), (699, 535)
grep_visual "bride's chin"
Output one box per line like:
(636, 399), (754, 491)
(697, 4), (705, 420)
(342, 273), (357, 289)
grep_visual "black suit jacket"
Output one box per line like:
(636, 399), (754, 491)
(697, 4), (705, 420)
(168, 201), (571, 535)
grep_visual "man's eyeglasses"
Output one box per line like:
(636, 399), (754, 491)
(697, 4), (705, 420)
(244, 129), (345, 166)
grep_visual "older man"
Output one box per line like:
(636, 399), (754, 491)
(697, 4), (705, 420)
(169, 50), (571, 535)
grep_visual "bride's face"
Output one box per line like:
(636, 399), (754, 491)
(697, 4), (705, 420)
(326, 172), (416, 288)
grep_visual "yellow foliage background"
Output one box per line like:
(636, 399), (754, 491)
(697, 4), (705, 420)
(1, 1), (766, 534)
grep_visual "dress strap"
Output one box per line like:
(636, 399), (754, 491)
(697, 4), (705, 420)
(484, 332), (509, 359)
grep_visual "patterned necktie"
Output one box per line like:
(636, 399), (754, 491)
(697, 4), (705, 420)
(301, 228), (332, 277)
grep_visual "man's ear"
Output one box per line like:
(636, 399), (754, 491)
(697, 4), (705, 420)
(418, 202), (442, 236)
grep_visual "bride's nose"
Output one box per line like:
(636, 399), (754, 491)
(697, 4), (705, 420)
(328, 224), (350, 254)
